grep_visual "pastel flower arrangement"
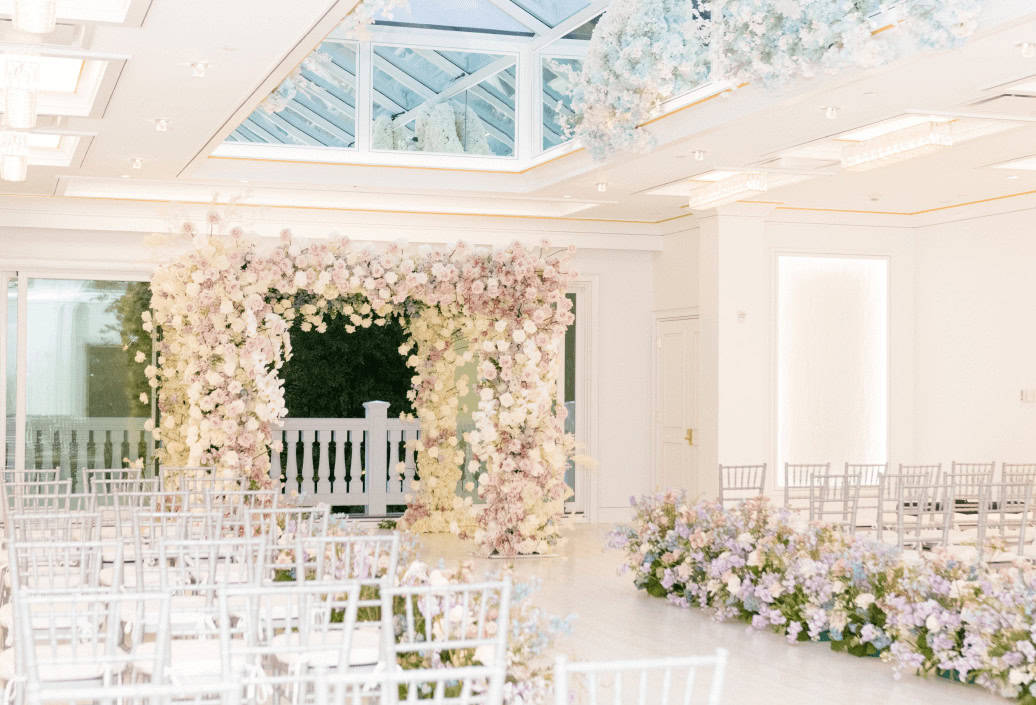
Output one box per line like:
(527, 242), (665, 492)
(145, 223), (576, 557)
(568, 0), (986, 159)
(610, 493), (1036, 702)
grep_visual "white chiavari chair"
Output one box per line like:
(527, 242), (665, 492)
(808, 472), (860, 533)
(381, 578), (511, 675)
(898, 464), (941, 484)
(784, 463), (829, 513)
(1, 470), (58, 487)
(1002, 463), (1036, 485)
(8, 512), (101, 544)
(845, 463), (885, 528)
(2, 541), (122, 647)
(2, 481), (74, 516)
(947, 461), (995, 513)
(3, 591), (169, 705)
(296, 533), (402, 660)
(553, 650), (728, 705)
(205, 490), (277, 538)
(974, 481), (1035, 562)
(245, 506), (330, 577)
(83, 468), (144, 495)
(221, 581), (363, 694)
(717, 464), (765, 508)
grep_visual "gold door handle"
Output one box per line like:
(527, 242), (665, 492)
(684, 428), (694, 446)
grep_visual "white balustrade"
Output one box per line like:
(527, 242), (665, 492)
(270, 401), (421, 515)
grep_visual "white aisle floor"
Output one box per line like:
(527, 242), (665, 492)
(417, 523), (1002, 705)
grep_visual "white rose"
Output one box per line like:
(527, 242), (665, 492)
(854, 593), (876, 610)
(925, 614), (941, 632)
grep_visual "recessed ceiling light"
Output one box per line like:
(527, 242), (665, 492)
(153, 118), (170, 132)
(190, 62), (209, 78)
(130, 157), (143, 169)
(1019, 42), (1036, 59)
(596, 182), (607, 193)
(1007, 174), (1020, 180)
(563, 194), (572, 199)
(824, 106), (840, 120)
(120, 173), (129, 179)
(692, 149), (706, 161)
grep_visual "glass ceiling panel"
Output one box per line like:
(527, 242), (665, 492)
(510, 0), (590, 28)
(372, 46), (516, 156)
(227, 41), (357, 149)
(374, 0), (532, 36)
(542, 57), (579, 150)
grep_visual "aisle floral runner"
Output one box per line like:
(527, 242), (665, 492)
(610, 494), (1036, 703)
(143, 225), (576, 556)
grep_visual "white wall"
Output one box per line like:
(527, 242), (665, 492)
(653, 227), (699, 311)
(572, 249), (655, 520)
(915, 209), (1036, 462)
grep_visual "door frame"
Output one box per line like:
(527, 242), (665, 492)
(650, 307), (700, 495)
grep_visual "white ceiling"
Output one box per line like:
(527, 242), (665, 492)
(5, 0), (1036, 231)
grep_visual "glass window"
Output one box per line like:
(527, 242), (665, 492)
(563, 292), (577, 503)
(777, 256), (889, 475)
(227, 42), (357, 149)
(374, 0), (532, 35)
(4, 277), (14, 469)
(372, 46), (516, 156)
(542, 57), (580, 150)
(24, 279), (153, 486)
(511, 0), (589, 28)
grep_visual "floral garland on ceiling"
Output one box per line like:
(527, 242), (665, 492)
(567, 0), (986, 160)
(143, 224), (576, 556)
(611, 493), (1036, 702)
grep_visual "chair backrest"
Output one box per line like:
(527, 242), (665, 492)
(717, 464), (765, 507)
(160, 537), (267, 587)
(553, 650), (728, 705)
(31, 681), (241, 705)
(204, 489), (277, 517)
(783, 463), (829, 510)
(3, 479), (73, 515)
(14, 590), (169, 698)
(7, 540), (119, 592)
(8, 512), (101, 543)
(808, 472), (859, 532)
(977, 481), (1034, 559)
(898, 464), (941, 483)
(84, 467), (145, 494)
(2, 469), (59, 486)
(245, 506), (331, 554)
(382, 578), (511, 669)
(296, 533), (401, 610)
(1002, 463), (1036, 484)
(946, 463), (994, 503)
(161, 466), (242, 494)
(845, 463), (885, 486)
(221, 581), (361, 672)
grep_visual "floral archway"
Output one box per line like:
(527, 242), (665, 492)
(142, 229), (576, 556)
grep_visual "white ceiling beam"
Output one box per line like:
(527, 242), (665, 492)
(531, 1), (608, 51)
(282, 103), (355, 143)
(483, 0), (551, 34)
(373, 55), (438, 100)
(329, 24), (531, 53)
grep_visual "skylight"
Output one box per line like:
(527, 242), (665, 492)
(220, 0), (611, 167)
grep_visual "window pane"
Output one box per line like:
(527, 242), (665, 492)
(227, 42), (357, 149)
(4, 278), (14, 469)
(542, 57), (580, 150)
(511, 0), (589, 28)
(564, 292), (576, 502)
(777, 257), (888, 475)
(25, 279), (153, 484)
(372, 46), (516, 156)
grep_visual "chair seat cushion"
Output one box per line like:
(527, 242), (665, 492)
(271, 623), (381, 668)
(0, 644), (119, 681)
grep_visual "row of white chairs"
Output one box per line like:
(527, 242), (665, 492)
(0, 470), (730, 705)
(719, 461), (1036, 561)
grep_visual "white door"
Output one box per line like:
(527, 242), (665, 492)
(654, 316), (699, 495)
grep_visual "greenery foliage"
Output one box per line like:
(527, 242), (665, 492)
(281, 313), (414, 419)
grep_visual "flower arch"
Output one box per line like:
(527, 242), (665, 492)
(144, 230), (576, 556)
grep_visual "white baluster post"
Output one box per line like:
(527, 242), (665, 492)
(364, 401), (390, 516)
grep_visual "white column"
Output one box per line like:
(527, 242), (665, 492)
(363, 400), (390, 515)
(355, 41), (373, 153)
(697, 205), (772, 497)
